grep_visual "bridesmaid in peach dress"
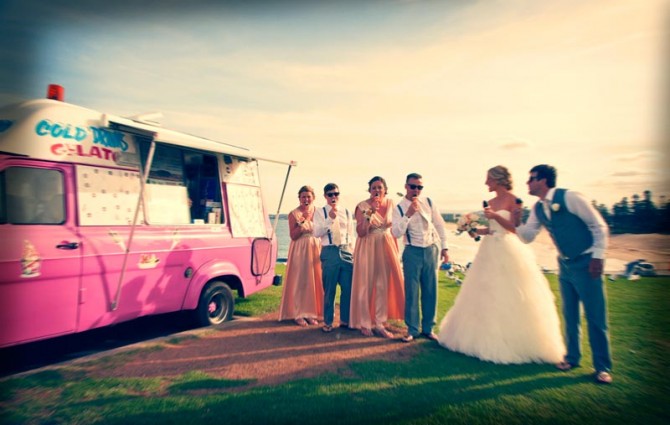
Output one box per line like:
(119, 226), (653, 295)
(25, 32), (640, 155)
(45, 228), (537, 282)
(278, 185), (324, 326)
(349, 176), (405, 338)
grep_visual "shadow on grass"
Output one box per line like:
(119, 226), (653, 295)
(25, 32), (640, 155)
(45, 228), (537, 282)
(2, 340), (667, 425)
(3, 276), (669, 425)
(7, 345), (630, 425)
(104, 352), (657, 425)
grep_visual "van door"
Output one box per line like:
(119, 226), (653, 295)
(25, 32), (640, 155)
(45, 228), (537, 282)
(0, 162), (82, 347)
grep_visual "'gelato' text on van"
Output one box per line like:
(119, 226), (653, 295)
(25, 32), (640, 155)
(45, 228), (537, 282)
(51, 143), (117, 161)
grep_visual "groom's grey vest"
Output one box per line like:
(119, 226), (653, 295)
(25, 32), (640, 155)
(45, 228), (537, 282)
(535, 188), (593, 259)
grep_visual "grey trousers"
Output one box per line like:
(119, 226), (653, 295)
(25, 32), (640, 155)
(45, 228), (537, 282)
(402, 245), (438, 336)
(559, 254), (613, 372)
(320, 246), (353, 326)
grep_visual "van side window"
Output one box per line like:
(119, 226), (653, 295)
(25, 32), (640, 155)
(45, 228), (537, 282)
(0, 171), (5, 224)
(184, 152), (224, 224)
(2, 167), (65, 225)
(138, 142), (224, 225)
(75, 165), (144, 226)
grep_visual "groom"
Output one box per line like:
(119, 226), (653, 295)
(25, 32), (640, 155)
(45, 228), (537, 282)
(516, 164), (613, 384)
(313, 183), (354, 333)
(392, 173), (449, 343)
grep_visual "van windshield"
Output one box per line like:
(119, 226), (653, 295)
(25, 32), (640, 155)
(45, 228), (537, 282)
(1, 167), (65, 225)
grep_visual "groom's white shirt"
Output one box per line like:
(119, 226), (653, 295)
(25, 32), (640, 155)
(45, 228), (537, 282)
(392, 197), (449, 250)
(313, 204), (354, 248)
(516, 188), (609, 259)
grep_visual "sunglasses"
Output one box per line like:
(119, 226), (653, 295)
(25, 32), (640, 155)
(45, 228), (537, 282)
(527, 176), (541, 183)
(407, 184), (424, 190)
(326, 192), (340, 197)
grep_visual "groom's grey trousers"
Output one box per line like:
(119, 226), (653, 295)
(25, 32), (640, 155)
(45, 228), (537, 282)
(402, 245), (439, 336)
(559, 254), (612, 372)
(320, 245), (353, 327)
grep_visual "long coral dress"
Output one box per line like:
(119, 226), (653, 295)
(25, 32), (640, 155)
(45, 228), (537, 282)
(278, 207), (324, 321)
(349, 198), (404, 330)
(437, 210), (565, 364)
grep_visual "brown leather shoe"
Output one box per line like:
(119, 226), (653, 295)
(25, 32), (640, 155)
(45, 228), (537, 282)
(556, 360), (575, 371)
(595, 371), (613, 384)
(401, 334), (415, 343)
(421, 332), (438, 341)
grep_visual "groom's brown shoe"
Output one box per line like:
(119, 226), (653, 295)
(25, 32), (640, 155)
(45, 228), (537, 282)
(595, 371), (613, 384)
(421, 332), (438, 341)
(556, 360), (576, 371)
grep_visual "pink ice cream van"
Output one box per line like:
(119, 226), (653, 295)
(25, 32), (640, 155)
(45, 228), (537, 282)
(0, 85), (295, 348)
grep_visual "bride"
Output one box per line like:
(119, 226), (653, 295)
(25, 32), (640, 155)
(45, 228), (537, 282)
(437, 165), (566, 364)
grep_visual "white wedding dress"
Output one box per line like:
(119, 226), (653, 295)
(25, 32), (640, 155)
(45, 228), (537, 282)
(437, 210), (566, 364)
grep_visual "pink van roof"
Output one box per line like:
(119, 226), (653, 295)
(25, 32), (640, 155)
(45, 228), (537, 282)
(0, 99), (294, 167)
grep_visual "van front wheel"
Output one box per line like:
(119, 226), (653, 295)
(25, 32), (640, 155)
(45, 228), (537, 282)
(195, 281), (234, 326)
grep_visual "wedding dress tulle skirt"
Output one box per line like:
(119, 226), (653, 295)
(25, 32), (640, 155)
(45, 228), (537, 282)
(437, 220), (565, 364)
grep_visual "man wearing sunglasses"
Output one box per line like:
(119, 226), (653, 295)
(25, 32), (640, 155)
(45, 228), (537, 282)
(516, 164), (613, 385)
(313, 183), (354, 333)
(392, 173), (449, 343)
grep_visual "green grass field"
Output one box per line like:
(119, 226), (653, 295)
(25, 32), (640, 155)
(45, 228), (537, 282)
(1, 266), (668, 425)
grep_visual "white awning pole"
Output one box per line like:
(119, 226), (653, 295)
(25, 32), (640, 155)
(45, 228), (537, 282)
(270, 162), (294, 241)
(256, 162), (294, 279)
(111, 139), (156, 311)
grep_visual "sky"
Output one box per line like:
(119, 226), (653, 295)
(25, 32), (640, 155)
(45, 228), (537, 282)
(1, 0), (668, 213)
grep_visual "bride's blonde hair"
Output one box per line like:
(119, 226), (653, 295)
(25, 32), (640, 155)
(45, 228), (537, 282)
(488, 165), (512, 190)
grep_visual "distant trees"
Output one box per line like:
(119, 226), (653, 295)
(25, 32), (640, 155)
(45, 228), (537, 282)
(510, 190), (669, 234)
(604, 190), (669, 234)
(445, 190), (669, 235)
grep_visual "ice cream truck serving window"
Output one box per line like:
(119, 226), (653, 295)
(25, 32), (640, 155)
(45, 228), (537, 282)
(0, 85), (295, 348)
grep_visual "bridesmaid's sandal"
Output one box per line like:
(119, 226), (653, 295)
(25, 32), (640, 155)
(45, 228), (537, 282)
(295, 318), (308, 327)
(374, 327), (394, 339)
(360, 328), (373, 337)
(306, 318), (319, 326)
(322, 325), (333, 333)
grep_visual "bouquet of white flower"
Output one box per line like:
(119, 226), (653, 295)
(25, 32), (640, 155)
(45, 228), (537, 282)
(455, 212), (482, 242)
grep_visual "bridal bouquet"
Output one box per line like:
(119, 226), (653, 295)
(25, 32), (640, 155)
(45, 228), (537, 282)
(455, 212), (482, 242)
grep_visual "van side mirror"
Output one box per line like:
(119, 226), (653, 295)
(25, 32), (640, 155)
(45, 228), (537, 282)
(251, 238), (273, 276)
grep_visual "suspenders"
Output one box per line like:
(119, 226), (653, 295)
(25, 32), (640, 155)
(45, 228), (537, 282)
(397, 198), (432, 246)
(323, 207), (349, 246)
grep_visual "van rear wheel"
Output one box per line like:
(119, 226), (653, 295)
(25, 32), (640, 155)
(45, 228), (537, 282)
(195, 281), (234, 326)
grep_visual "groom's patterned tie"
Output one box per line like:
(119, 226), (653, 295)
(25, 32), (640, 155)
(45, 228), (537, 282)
(331, 215), (342, 246)
(542, 199), (551, 219)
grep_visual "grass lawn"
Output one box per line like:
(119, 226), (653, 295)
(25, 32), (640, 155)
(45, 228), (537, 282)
(1, 266), (668, 425)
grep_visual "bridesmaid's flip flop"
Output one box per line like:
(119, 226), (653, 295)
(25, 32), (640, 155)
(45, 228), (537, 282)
(374, 327), (394, 339)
